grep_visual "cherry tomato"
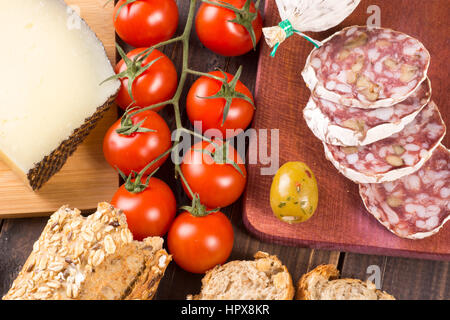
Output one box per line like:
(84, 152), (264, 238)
(186, 71), (255, 138)
(195, 0), (263, 56)
(113, 0), (179, 48)
(103, 110), (172, 176)
(111, 178), (176, 240)
(167, 210), (234, 273)
(270, 162), (319, 224)
(181, 140), (247, 208)
(115, 48), (177, 111)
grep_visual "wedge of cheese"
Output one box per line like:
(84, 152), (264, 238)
(0, 0), (120, 190)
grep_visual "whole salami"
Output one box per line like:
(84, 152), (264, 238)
(302, 26), (430, 109)
(304, 78), (431, 146)
(323, 101), (446, 183)
(359, 145), (450, 239)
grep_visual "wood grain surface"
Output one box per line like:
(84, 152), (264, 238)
(0, 0), (119, 217)
(0, 0), (448, 300)
(243, 0), (450, 260)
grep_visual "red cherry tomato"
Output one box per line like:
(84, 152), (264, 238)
(115, 48), (177, 111)
(195, 0), (263, 56)
(111, 178), (176, 240)
(181, 140), (247, 208)
(186, 70), (254, 138)
(103, 110), (172, 176)
(167, 210), (234, 274)
(113, 0), (179, 48)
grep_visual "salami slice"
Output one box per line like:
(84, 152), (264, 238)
(323, 101), (446, 183)
(304, 78), (431, 146)
(359, 145), (450, 239)
(302, 26), (430, 109)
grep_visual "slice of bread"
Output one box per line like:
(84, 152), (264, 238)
(187, 252), (294, 300)
(3, 203), (171, 300)
(296, 264), (395, 300)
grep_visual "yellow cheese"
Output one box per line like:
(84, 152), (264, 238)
(0, 0), (120, 190)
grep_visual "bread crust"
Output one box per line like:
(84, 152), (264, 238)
(253, 251), (295, 300)
(125, 249), (171, 300)
(188, 251), (294, 300)
(297, 265), (340, 300)
(296, 264), (395, 300)
(3, 203), (170, 300)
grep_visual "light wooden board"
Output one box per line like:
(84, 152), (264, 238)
(0, 0), (118, 218)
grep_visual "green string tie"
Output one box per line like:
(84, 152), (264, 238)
(279, 19), (294, 38)
(270, 19), (320, 57)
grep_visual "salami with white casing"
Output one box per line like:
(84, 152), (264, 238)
(302, 26), (430, 109)
(323, 101), (446, 184)
(263, 0), (361, 48)
(304, 78), (431, 146)
(359, 145), (450, 239)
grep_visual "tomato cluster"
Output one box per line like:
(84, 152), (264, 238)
(103, 0), (263, 274)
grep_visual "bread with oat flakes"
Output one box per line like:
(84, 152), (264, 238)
(296, 264), (395, 300)
(187, 252), (294, 300)
(2, 202), (171, 300)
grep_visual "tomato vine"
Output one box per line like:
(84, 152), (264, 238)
(106, 0), (251, 211)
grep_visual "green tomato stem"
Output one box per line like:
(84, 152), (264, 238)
(179, 128), (212, 142)
(111, 0), (247, 210)
(175, 165), (195, 199)
(128, 99), (174, 117)
(185, 69), (224, 82)
(112, 0), (200, 198)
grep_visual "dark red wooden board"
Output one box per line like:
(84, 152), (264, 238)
(243, 0), (449, 260)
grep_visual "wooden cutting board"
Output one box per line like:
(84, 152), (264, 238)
(243, 0), (449, 260)
(0, 0), (118, 218)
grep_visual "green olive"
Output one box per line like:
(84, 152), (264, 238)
(270, 162), (318, 224)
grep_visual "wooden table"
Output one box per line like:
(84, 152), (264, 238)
(0, 0), (448, 300)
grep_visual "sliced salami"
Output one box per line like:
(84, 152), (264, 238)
(359, 145), (450, 239)
(302, 26), (430, 109)
(323, 101), (446, 183)
(304, 78), (431, 146)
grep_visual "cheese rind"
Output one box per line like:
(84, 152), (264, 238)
(0, 0), (120, 189)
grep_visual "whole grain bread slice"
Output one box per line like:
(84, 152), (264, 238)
(296, 264), (395, 300)
(187, 252), (294, 300)
(3, 203), (170, 300)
